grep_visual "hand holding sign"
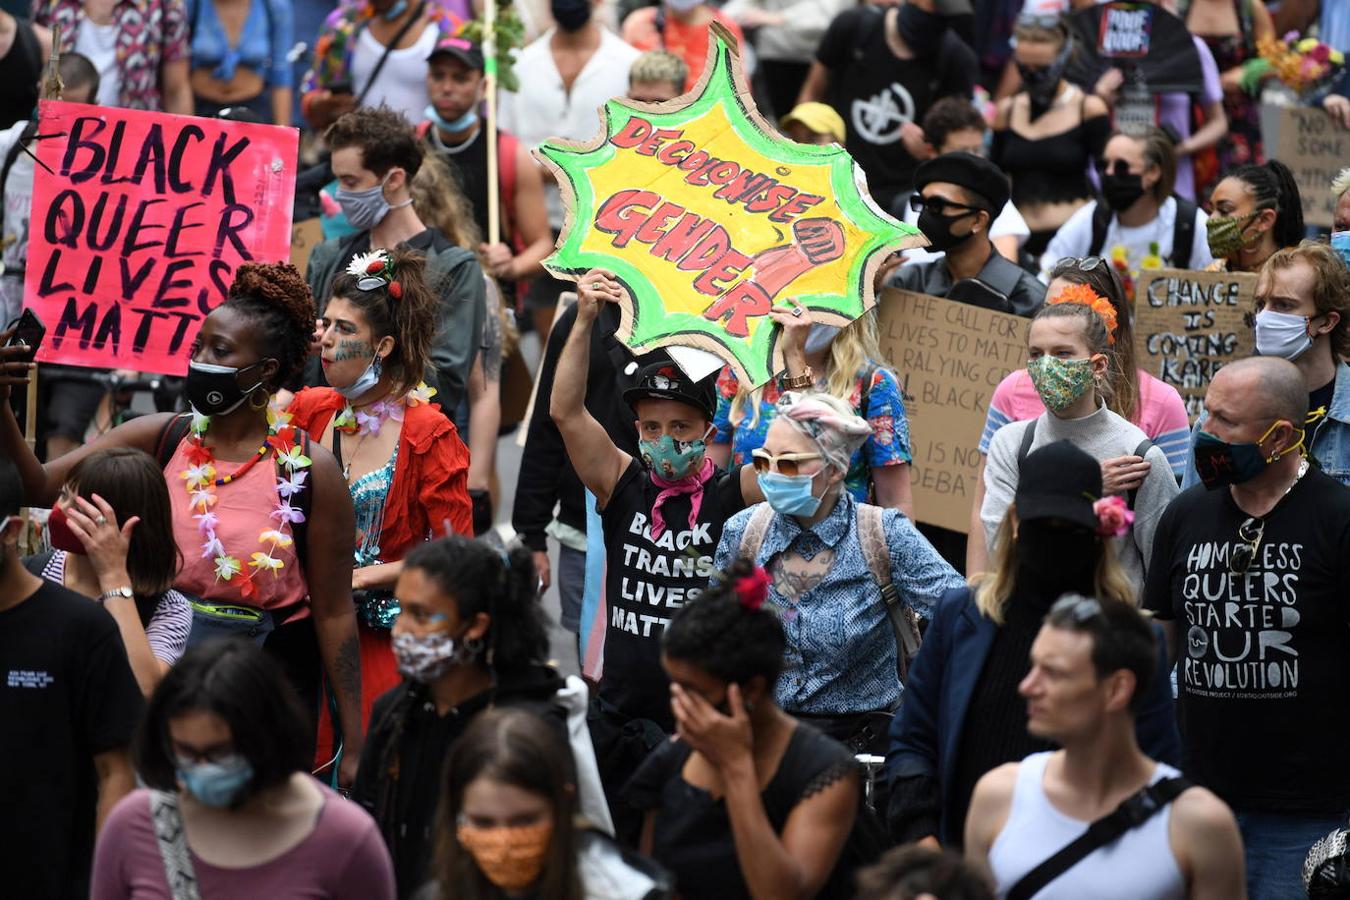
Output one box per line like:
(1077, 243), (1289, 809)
(576, 269), (627, 323)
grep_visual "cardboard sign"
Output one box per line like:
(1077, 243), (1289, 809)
(1265, 104), (1347, 229)
(876, 289), (1029, 533)
(536, 25), (921, 389)
(288, 218), (325, 274)
(1098, 2), (1153, 58)
(1134, 268), (1255, 422)
(24, 101), (298, 375)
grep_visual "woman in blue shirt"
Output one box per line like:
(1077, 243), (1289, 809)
(188, 0), (294, 125)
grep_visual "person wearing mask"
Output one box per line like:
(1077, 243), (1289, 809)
(981, 282), (1180, 590)
(286, 248), (473, 774)
(91, 640), (395, 899)
(420, 36), (553, 293)
(887, 152), (1046, 316)
(715, 391), (962, 748)
(620, 0), (744, 91)
(723, 0), (842, 118)
(307, 107), (487, 414)
(625, 557), (863, 899)
(29, 449), (190, 695)
(991, 14), (1109, 266)
(0, 263), (365, 787)
(420, 708), (671, 900)
(1042, 129), (1213, 295)
(1182, 241), (1350, 489)
(187, 0), (294, 124)
(968, 257), (1189, 574)
(301, 0), (466, 128)
(552, 269), (768, 843)
(352, 537), (567, 897)
(499, 0), (641, 340)
(1205, 160), (1304, 273)
(38, 0), (192, 112)
(1147, 358), (1350, 899)
(905, 97), (1029, 266)
(965, 595), (1245, 899)
(798, 0), (977, 216)
(628, 48), (687, 102)
(887, 441), (1180, 848)
(0, 455), (142, 899)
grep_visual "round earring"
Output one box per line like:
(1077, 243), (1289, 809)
(249, 389), (270, 410)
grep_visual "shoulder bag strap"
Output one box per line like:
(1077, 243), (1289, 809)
(1006, 776), (1192, 900)
(737, 503), (777, 563)
(149, 790), (202, 900)
(155, 414), (194, 469)
(1088, 202), (1112, 258)
(1016, 418), (1038, 470)
(354, 1), (428, 107)
(858, 503), (922, 680)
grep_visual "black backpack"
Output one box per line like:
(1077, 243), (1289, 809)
(1087, 195), (1197, 270)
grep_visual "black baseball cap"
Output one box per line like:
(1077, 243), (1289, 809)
(623, 361), (717, 421)
(427, 35), (484, 69)
(1015, 440), (1102, 532)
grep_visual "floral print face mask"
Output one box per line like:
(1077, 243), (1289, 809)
(1027, 356), (1096, 413)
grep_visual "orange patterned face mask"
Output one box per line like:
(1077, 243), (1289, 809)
(456, 820), (554, 891)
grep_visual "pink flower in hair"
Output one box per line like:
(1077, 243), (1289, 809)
(1093, 496), (1134, 538)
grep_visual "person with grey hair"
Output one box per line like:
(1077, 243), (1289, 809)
(714, 390), (963, 751)
(1145, 355), (1350, 900)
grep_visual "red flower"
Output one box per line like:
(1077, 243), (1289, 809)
(267, 425), (297, 453)
(734, 567), (772, 611)
(185, 442), (215, 466)
(388, 281), (402, 300)
(366, 258), (385, 274)
(238, 575), (258, 602)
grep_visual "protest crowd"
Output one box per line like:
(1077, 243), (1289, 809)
(2, 0), (1350, 896)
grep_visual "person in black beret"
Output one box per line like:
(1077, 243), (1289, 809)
(886, 151), (1046, 319)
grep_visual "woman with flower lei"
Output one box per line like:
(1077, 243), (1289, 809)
(0, 262), (365, 786)
(285, 248), (472, 769)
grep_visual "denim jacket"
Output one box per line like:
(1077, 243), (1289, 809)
(1181, 362), (1350, 489)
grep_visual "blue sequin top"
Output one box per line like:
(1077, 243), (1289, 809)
(351, 446), (399, 629)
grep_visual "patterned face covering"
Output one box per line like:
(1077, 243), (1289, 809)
(456, 820), (554, 890)
(1027, 356), (1096, 413)
(391, 630), (460, 683)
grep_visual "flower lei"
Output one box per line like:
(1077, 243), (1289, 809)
(181, 406), (311, 602)
(1048, 283), (1120, 344)
(333, 382), (438, 436)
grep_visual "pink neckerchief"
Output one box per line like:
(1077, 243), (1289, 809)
(649, 457), (715, 539)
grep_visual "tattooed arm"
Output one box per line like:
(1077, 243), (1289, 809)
(306, 440), (363, 786)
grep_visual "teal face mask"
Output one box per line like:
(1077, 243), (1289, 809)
(639, 433), (707, 481)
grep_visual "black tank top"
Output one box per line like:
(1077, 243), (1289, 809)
(991, 94), (1110, 208)
(0, 18), (41, 130)
(429, 124), (490, 243)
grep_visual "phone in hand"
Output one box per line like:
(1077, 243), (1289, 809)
(4, 308), (46, 363)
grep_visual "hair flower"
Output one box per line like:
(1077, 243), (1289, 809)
(1093, 495), (1134, 538)
(1048, 282), (1119, 344)
(734, 566), (772, 611)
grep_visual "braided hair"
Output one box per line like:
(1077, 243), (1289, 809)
(223, 262), (315, 391)
(1221, 160), (1305, 251)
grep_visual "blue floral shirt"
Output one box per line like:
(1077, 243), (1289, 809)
(715, 495), (964, 715)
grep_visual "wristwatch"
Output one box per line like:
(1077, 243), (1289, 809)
(781, 366), (814, 391)
(98, 586), (134, 603)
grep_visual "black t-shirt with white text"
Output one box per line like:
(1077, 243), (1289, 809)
(0, 578), (144, 899)
(599, 460), (746, 731)
(1144, 470), (1350, 813)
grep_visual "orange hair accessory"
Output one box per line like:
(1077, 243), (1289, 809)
(1048, 283), (1119, 344)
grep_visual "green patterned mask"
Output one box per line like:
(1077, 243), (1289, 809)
(1028, 356), (1096, 413)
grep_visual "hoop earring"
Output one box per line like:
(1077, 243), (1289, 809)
(249, 389), (270, 410)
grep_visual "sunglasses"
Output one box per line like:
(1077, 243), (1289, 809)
(909, 194), (982, 217)
(1050, 594), (1104, 624)
(751, 448), (823, 477)
(1054, 256), (1106, 275)
(1097, 159), (1138, 178)
(1230, 517), (1265, 575)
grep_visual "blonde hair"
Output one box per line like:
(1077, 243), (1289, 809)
(409, 151), (483, 250)
(629, 50), (687, 91)
(730, 313), (883, 429)
(972, 509), (1136, 625)
(1331, 166), (1350, 200)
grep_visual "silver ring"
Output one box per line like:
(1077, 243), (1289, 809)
(96, 516), (107, 526)
(791, 307), (803, 317)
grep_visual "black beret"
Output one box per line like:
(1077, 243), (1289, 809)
(914, 152), (1011, 214)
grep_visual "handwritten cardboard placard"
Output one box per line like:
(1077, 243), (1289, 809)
(876, 289), (1029, 533)
(536, 24), (921, 389)
(1265, 104), (1347, 229)
(24, 101), (298, 375)
(289, 218), (325, 274)
(1134, 268), (1255, 422)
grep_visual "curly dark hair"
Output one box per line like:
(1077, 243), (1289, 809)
(330, 248), (438, 396)
(662, 557), (786, 685)
(325, 105), (424, 180)
(224, 262), (315, 391)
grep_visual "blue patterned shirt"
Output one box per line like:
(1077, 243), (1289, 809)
(715, 495), (964, 715)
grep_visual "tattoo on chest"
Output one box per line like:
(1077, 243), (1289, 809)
(770, 548), (835, 601)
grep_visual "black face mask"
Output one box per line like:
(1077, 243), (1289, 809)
(1100, 173), (1147, 212)
(551, 0), (591, 31)
(917, 205), (979, 252)
(1015, 519), (1099, 601)
(185, 361), (267, 416)
(1018, 57), (1067, 120)
(897, 3), (946, 55)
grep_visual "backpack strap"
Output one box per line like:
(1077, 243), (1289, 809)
(1126, 437), (1154, 511)
(737, 503), (777, 563)
(1087, 202), (1112, 258)
(1170, 196), (1197, 270)
(149, 790), (202, 900)
(1006, 776), (1193, 900)
(858, 503), (922, 682)
(155, 414), (194, 469)
(1016, 419), (1038, 469)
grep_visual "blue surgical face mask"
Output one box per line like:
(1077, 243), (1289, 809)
(1331, 231), (1350, 270)
(757, 470), (823, 516)
(381, 0), (408, 20)
(639, 433), (707, 480)
(335, 352), (383, 400)
(425, 103), (479, 134)
(177, 755), (255, 808)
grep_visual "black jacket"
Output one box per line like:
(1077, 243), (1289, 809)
(352, 664), (567, 897)
(887, 247), (1046, 318)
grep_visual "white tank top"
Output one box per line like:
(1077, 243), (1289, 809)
(987, 752), (1186, 900)
(350, 23), (438, 123)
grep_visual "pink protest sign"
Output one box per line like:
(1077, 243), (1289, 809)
(24, 101), (298, 375)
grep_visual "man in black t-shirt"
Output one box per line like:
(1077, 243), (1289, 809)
(0, 458), (143, 898)
(799, 0), (977, 215)
(1144, 357), (1350, 900)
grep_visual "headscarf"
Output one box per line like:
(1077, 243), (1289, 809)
(774, 391), (872, 473)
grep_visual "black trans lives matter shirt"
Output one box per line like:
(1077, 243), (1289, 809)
(600, 459), (746, 731)
(1144, 470), (1350, 813)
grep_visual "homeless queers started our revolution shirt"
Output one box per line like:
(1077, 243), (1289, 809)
(1144, 469), (1350, 813)
(600, 459), (746, 731)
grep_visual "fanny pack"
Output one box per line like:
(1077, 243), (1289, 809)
(185, 599), (305, 648)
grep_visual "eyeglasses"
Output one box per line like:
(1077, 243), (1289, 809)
(751, 448), (823, 477)
(1050, 594), (1104, 624)
(909, 194), (982, 217)
(1230, 517), (1265, 575)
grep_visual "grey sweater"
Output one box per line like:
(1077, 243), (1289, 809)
(981, 404), (1179, 595)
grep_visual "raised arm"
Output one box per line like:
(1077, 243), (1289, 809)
(549, 271), (632, 509)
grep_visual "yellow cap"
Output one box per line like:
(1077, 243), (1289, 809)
(779, 102), (846, 145)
